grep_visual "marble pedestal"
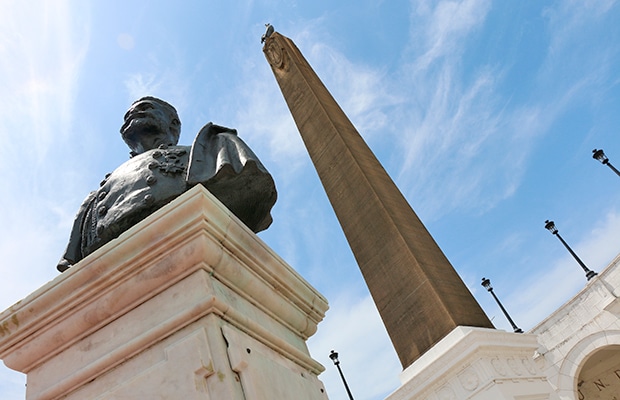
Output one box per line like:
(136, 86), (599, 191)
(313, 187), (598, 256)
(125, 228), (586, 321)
(386, 326), (560, 400)
(0, 185), (329, 400)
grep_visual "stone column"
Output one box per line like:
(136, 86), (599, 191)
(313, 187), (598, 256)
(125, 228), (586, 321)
(0, 185), (329, 400)
(263, 31), (493, 369)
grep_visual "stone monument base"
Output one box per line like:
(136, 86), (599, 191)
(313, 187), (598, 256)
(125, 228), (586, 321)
(0, 185), (329, 400)
(386, 326), (560, 400)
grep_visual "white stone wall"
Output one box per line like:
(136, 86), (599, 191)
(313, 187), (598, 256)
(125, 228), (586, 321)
(0, 186), (330, 400)
(387, 255), (620, 400)
(386, 327), (560, 400)
(531, 254), (620, 400)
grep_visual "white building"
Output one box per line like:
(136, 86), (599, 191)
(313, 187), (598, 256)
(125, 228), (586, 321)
(387, 254), (620, 400)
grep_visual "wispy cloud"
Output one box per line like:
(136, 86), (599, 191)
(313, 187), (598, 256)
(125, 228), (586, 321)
(410, 0), (492, 72)
(308, 293), (401, 400)
(543, 0), (618, 56)
(233, 67), (307, 175)
(1, 2), (618, 399)
(388, 0), (511, 218)
(397, 64), (508, 216)
(0, 0), (91, 344)
(233, 22), (401, 177)
(124, 73), (162, 100)
(123, 66), (191, 132)
(0, 367), (25, 399)
(511, 208), (620, 330)
(305, 42), (401, 139)
(0, 1), (89, 159)
(385, 0), (620, 220)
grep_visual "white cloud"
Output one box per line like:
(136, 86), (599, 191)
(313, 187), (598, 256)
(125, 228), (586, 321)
(362, 0), (519, 219)
(305, 42), (401, 139)
(117, 33), (135, 51)
(0, 1), (89, 159)
(543, 0), (618, 55)
(507, 209), (620, 330)
(378, 0), (620, 222)
(0, 368), (25, 400)
(233, 69), (307, 175)
(0, 3), (93, 378)
(124, 73), (162, 100)
(308, 293), (401, 400)
(233, 25), (401, 175)
(395, 62), (514, 218)
(410, 0), (491, 71)
(123, 67), (191, 120)
(0, 0), (91, 278)
(0, 2), (618, 399)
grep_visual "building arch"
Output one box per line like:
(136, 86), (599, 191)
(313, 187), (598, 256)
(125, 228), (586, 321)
(555, 330), (620, 399)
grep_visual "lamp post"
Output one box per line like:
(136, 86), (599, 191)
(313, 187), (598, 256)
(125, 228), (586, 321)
(592, 149), (620, 178)
(480, 277), (523, 333)
(329, 350), (355, 400)
(544, 220), (597, 281)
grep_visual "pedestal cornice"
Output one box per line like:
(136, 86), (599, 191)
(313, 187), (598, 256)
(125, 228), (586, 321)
(0, 185), (328, 394)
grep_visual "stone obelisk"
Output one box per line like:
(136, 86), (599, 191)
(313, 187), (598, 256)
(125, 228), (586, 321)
(263, 31), (493, 368)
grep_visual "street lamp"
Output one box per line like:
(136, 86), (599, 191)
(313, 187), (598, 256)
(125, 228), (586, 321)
(592, 148), (620, 178)
(480, 277), (523, 333)
(329, 350), (355, 400)
(544, 220), (597, 281)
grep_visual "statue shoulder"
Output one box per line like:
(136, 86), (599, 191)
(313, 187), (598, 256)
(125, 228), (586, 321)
(194, 122), (238, 142)
(190, 122), (238, 153)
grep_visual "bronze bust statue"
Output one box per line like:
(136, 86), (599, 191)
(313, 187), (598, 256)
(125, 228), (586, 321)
(57, 96), (277, 272)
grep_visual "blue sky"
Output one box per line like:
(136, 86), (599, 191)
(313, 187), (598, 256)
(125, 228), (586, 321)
(1, 1), (620, 399)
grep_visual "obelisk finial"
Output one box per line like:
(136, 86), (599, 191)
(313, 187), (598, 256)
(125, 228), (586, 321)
(261, 23), (274, 44)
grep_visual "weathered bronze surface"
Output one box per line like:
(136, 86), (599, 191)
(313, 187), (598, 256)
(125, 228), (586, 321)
(58, 97), (276, 272)
(263, 32), (493, 368)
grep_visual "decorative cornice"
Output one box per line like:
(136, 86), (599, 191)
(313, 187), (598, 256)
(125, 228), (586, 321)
(0, 185), (328, 376)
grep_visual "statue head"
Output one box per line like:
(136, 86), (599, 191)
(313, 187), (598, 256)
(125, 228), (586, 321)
(120, 96), (181, 156)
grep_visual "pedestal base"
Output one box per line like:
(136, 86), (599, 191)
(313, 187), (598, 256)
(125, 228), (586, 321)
(386, 326), (560, 400)
(0, 185), (329, 400)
